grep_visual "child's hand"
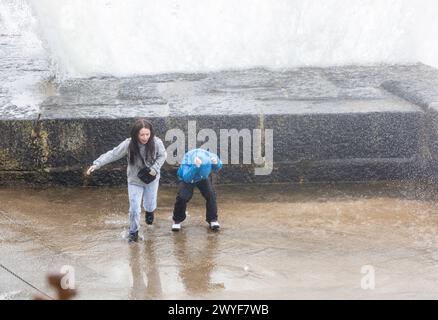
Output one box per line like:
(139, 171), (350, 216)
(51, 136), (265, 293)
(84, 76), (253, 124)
(86, 165), (97, 176)
(194, 157), (202, 167)
(211, 157), (218, 165)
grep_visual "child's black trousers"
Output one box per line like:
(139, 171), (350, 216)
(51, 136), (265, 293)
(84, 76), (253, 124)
(172, 178), (218, 223)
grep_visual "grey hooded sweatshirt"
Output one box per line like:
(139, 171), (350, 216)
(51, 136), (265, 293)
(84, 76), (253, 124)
(92, 136), (167, 186)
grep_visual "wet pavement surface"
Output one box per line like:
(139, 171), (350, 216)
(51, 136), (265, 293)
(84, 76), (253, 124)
(36, 65), (435, 120)
(1, 182), (438, 300)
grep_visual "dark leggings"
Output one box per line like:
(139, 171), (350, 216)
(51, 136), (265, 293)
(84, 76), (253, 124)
(172, 178), (218, 223)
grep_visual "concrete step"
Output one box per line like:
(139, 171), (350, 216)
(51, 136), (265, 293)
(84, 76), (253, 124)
(2, 64), (438, 185)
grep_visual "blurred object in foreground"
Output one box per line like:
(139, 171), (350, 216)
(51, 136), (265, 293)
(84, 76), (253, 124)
(34, 273), (77, 300)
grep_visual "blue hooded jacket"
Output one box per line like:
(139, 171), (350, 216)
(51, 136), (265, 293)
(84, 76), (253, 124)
(177, 148), (223, 183)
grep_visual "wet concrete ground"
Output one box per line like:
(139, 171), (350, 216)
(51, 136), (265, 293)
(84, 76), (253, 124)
(1, 182), (438, 299)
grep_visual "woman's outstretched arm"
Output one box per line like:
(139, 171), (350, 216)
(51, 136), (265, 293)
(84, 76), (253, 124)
(86, 138), (130, 175)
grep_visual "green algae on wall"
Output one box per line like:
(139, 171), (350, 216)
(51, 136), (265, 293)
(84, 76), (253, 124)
(0, 147), (20, 170)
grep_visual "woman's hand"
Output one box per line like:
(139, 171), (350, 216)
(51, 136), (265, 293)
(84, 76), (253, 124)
(149, 168), (157, 176)
(211, 157), (218, 165)
(86, 165), (97, 176)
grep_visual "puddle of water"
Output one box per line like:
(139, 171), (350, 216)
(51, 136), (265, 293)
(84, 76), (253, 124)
(1, 182), (438, 299)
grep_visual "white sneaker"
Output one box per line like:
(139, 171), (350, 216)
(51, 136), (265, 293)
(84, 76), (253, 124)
(209, 221), (220, 230)
(172, 223), (181, 232)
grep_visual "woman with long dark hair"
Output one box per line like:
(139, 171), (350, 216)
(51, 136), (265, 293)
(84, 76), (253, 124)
(86, 119), (167, 243)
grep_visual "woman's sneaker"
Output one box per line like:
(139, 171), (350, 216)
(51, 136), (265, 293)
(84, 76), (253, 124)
(128, 231), (139, 243)
(172, 222), (181, 232)
(145, 211), (154, 225)
(209, 221), (220, 230)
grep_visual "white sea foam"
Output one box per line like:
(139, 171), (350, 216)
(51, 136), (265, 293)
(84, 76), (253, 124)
(3, 0), (438, 79)
(24, 0), (438, 78)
